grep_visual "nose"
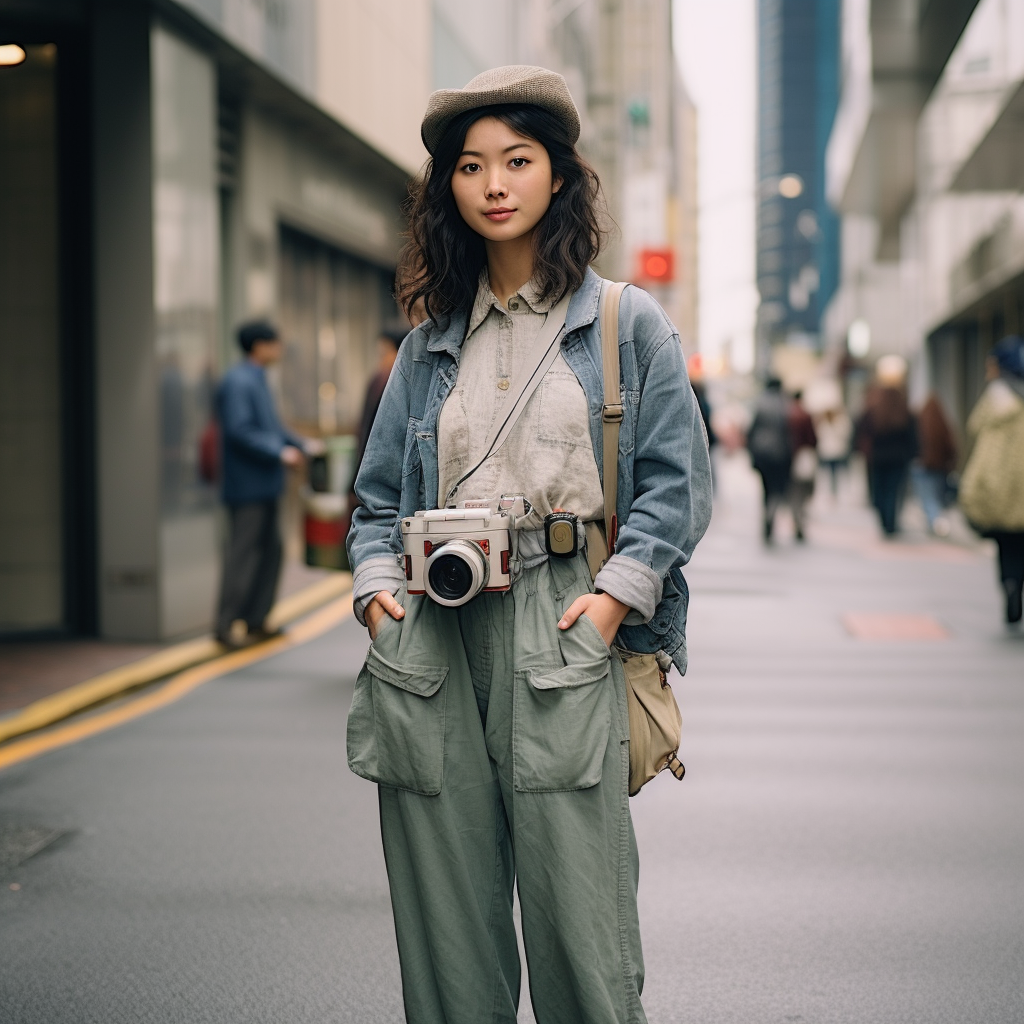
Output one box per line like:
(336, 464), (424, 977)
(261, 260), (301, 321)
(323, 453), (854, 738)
(485, 172), (507, 200)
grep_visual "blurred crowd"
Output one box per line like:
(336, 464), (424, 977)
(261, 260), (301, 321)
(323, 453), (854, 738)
(723, 335), (1024, 628)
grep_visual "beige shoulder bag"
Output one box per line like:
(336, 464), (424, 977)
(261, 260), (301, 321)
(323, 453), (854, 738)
(597, 281), (686, 797)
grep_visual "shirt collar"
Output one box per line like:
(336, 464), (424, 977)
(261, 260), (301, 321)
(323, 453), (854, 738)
(466, 271), (560, 337)
(425, 265), (606, 357)
(518, 277), (558, 314)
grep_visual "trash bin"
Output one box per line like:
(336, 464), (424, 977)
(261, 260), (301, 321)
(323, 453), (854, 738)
(304, 492), (349, 570)
(303, 434), (357, 571)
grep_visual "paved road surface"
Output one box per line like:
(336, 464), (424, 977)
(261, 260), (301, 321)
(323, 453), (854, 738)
(1, 455), (1021, 1023)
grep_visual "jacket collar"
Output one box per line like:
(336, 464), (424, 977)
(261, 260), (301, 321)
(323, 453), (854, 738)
(565, 266), (604, 334)
(425, 266), (605, 359)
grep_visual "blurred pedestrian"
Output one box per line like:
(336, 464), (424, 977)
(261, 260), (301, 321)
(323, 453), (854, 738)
(346, 328), (406, 512)
(788, 391), (818, 542)
(688, 355), (716, 447)
(959, 335), (1024, 626)
(214, 321), (307, 649)
(912, 394), (957, 536)
(856, 356), (917, 536)
(814, 402), (852, 496)
(747, 377), (792, 542)
(688, 353), (717, 490)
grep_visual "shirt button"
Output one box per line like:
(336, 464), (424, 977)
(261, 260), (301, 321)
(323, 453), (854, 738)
(497, 378), (510, 391)
(508, 298), (520, 311)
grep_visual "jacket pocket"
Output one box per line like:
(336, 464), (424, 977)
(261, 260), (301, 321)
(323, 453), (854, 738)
(513, 622), (612, 793)
(347, 639), (448, 796)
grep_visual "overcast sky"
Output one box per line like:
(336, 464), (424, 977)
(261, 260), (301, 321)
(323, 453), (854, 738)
(674, 0), (758, 373)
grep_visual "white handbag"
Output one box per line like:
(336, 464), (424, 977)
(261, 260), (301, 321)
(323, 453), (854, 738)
(792, 446), (818, 483)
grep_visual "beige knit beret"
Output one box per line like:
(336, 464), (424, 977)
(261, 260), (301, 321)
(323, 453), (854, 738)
(421, 65), (581, 155)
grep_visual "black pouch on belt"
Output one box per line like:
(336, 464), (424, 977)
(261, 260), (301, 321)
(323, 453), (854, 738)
(544, 511), (579, 558)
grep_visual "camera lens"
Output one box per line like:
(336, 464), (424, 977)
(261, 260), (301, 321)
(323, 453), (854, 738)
(423, 540), (489, 607)
(428, 554), (474, 601)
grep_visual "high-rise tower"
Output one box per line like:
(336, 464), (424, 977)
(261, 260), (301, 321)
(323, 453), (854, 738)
(756, 0), (840, 366)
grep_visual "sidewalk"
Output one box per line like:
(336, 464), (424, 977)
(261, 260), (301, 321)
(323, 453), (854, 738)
(0, 560), (336, 715)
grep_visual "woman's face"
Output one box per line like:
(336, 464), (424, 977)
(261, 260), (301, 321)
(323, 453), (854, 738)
(450, 116), (561, 244)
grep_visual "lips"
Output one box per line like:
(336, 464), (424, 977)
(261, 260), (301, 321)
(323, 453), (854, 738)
(484, 208), (515, 222)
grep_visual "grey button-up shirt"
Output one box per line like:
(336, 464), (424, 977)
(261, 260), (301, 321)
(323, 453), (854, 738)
(437, 275), (604, 530)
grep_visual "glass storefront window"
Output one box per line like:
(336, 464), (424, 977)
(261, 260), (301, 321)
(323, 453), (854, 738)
(277, 225), (399, 438)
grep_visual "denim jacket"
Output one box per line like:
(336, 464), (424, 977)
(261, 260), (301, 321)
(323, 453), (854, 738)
(347, 268), (712, 674)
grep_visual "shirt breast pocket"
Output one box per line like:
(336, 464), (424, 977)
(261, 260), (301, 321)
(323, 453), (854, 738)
(534, 371), (593, 449)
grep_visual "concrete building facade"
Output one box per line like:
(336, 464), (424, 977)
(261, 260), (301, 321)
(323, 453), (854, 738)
(0, 0), (422, 640)
(825, 0), (1024, 433)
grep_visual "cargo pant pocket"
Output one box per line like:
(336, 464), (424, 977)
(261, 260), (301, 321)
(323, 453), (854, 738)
(347, 639), (449, 796)
(513, 641), (611, 793)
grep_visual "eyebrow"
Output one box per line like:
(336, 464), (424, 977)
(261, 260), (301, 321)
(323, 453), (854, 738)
(459, 143), (534, 158)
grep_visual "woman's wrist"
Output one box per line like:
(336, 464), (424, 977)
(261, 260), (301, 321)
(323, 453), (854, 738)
(558, 590), (631, 647)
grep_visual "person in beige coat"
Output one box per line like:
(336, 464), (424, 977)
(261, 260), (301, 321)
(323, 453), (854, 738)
(959, 335), (1024, 625)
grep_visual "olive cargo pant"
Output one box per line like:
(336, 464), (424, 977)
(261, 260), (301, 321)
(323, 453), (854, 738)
(347, 553), (646, 1024)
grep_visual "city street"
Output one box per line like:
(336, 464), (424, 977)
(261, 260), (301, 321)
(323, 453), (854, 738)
(1, 455), (1022, 1024)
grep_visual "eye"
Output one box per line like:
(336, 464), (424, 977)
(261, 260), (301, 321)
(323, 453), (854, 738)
(510, 157), (528, 168)
(460, 162), (481, 173)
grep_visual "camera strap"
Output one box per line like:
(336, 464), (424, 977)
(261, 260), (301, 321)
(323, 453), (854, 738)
(443, 290), (572, 506)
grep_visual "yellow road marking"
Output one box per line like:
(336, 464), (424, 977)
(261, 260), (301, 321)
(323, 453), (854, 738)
(0, 593), (354, 772)
(0, 573), (351, 745)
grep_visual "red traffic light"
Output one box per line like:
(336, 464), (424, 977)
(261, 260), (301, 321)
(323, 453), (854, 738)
(638, 248), (674, 282)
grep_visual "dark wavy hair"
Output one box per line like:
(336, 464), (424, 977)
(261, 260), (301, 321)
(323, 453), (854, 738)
(397, 104), (603, 322)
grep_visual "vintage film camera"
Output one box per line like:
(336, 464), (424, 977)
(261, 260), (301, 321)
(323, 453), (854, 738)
(401, 495), (531, 607)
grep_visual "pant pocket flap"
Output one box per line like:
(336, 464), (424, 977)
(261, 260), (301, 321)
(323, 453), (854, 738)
(365, 648), (447, 696)
(526, 659), (609, 691)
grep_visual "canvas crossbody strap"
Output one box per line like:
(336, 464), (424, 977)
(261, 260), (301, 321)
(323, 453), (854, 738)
(443, 290), (572, 507)
(599, 281), (628, 553)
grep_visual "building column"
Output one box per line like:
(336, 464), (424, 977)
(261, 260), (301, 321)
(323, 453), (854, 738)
(92, 4), (160, 639)
(92, 8), (220, 640)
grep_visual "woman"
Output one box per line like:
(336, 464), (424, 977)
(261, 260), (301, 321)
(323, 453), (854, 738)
(857, 357), (917, 536)
(346, 66), (712, 1023)
(911, 394), (957, 536)
(960, 336), (1024, 625)
(787, 390), (818, 542)
(814, 401), (852, 497)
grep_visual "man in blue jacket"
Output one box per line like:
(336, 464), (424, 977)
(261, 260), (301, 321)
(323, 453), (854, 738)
(214, 321), (306, 648)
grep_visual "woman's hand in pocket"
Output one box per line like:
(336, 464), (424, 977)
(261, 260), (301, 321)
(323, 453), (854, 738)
(558, 592), (629, 648)
(366, 591), (405, 641)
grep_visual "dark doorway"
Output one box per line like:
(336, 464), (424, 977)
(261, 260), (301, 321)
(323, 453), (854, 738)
(0, 30), (95, 638)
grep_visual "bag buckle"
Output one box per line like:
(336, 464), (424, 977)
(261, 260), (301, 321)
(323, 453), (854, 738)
(602, 403), (623, 424)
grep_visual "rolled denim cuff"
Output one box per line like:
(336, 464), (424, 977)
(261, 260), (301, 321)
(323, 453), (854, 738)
(352, 555), (406, 626)
(594, 553), (663, 624)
